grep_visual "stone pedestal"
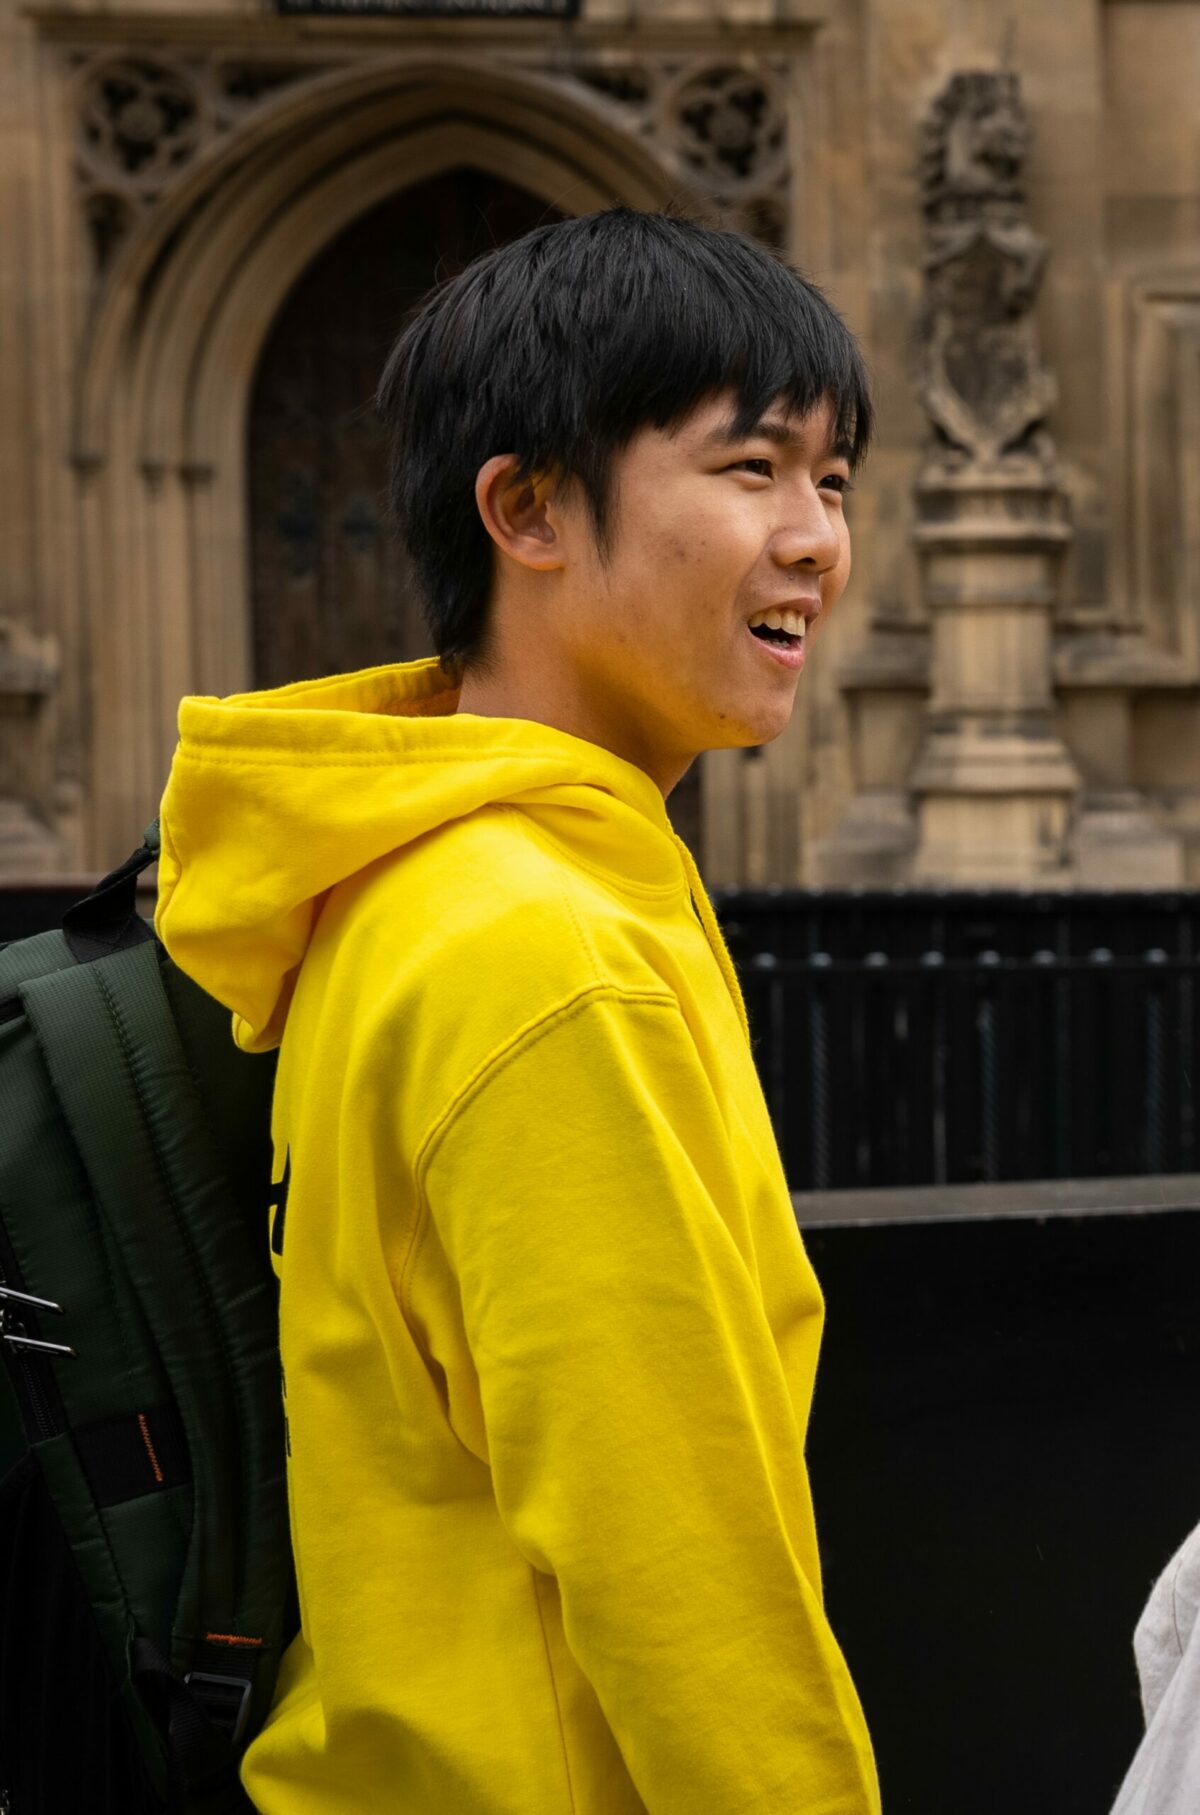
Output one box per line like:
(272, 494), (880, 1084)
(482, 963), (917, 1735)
(909, 465), (1080, 884)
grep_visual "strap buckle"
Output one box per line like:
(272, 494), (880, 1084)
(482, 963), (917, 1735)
(184, 1671), (254, 1749)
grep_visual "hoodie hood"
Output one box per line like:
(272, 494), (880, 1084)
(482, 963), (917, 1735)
(155, 656), (695, 1053)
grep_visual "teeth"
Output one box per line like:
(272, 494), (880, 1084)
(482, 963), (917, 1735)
(748, 608), (807, 639)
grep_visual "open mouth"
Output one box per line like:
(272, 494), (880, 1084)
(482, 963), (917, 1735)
(747, 607), (808, 647)
(749, 623), (804, 647)
(747, 607), (809, 663)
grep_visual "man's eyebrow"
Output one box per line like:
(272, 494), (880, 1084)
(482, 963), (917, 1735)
(704, 417), (855, 462)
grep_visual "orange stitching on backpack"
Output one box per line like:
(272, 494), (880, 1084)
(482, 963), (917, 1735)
(137, 1412), (164, 1484)
(205, 1633), (264, 1647)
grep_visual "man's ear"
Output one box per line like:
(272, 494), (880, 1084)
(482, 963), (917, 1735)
(474, 455), (566, 573)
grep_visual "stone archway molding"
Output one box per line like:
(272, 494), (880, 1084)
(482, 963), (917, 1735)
(76, 53), (683, 461)
(74, 55), (690, 864)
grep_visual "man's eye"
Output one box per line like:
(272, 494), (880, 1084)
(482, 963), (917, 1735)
(727, 461), (854, 491)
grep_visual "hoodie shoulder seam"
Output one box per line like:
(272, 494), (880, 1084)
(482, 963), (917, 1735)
(413, 983), (681, 1179)
(402, 985), (682, 1322)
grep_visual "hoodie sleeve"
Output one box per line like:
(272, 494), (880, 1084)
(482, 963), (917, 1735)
(419, 985), (880, 1815)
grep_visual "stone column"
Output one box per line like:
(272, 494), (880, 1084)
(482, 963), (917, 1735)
(908, 70), (1080, 885)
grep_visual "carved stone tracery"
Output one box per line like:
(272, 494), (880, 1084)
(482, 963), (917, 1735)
(68, 46), (795, 281)
(70, 51), (337, 273)
(80, 59), (201, 186)
(573, 56), (791, 245)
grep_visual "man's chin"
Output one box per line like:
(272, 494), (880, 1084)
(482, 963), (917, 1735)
(702, 719), (791, 756)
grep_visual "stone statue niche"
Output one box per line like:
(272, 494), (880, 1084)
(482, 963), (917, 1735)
(908, 68), (1080, 886)
(917, 68), (1057, 478)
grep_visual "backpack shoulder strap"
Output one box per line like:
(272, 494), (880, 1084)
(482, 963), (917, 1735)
(18, 922), (289, 1807)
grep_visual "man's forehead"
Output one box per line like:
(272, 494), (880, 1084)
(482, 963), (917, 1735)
(680, 392), (845, 456)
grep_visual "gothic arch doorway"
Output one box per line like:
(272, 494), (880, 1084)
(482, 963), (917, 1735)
(246, 165), (703, 854)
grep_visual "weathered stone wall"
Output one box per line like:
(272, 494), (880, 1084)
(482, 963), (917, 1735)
(0, 0), (1197, 887)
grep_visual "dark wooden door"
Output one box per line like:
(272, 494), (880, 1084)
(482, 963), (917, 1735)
(248, 169), (563, 687)
(246, 166), (703, 858)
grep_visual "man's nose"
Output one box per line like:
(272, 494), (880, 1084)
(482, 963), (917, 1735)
(771, 489), (842, 573)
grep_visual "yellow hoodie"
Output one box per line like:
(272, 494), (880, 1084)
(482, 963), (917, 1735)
(155, 655), (880, 1815)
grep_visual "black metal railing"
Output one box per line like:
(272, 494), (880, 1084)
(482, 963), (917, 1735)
(717, 891), (1200, 1191)
(4, 882), (1200, 1191)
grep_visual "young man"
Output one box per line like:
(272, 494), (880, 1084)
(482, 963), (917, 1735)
(155, 206), (881, 1812)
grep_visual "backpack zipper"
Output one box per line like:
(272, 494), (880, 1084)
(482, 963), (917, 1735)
(0, 1218), (68, 1444)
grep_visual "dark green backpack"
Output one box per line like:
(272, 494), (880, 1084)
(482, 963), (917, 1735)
(0, 822), (297, 1814)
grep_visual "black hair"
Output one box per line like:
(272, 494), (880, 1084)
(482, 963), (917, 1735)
(375, 205), (873, 676)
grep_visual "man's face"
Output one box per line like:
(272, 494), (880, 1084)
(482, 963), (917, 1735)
(550, 387), (854, 790)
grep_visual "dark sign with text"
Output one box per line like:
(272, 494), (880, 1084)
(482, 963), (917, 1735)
(277, 0), (579, 16)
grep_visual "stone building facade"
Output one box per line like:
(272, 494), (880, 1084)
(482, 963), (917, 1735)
(1, 0), (1198, 889)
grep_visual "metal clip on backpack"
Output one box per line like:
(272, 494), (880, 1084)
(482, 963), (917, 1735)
(0, 822), (297, 1814)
